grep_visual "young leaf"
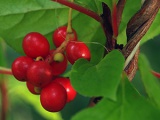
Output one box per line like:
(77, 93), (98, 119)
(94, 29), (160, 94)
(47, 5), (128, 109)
(70, 50), (124, 100)
(71, 74), (160, 120)
(138, 54), (160, 108)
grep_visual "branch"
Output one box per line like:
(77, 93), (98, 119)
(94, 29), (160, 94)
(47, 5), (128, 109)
(101, 2), (113, 51)
(52, 0), (102, 22)
(122, 0), (160, 59)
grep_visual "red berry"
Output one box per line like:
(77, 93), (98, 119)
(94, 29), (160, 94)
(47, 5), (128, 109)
(50, 50), (68, 76)
(54, 77), (77, 102)
(66, 41), (91, 64)
(23, 32), (50, 58)
(27, 61), (53, 88)
(26, 81), (41, 95)
(53, 26), (77, 47)
(40, 82), (67, 112)
(12, 56), (34, 81)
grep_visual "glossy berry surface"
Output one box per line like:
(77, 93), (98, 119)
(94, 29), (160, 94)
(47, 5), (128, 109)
(53, 26), (77, 47)
(50, 50), (68, 76)
(12, 56), (34, 81)
(66, 41), (91, 64)
(23, 32), (50, 58)
(26, 81), (41, 95)
(40, 82), (67, 112)
(54, 77), (77, 102)
(27, 61), (53, 88)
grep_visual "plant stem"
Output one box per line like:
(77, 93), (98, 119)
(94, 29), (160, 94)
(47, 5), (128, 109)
(117, 0), (126, 27)
(45, 29), (76, 64)
(122, 0), (160, 59)
(0, 80), (8, 120)
(112, 2), (118, 38)
(66, 0), (74, 33)
(0, 67), (12, 75)
(52, 0), (102, 22)
(52, 0), (113, 53)
(151, 70), (160, 79)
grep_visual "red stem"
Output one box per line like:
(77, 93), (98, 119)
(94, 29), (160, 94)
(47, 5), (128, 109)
(117, 0), (126, 27)
(0, 81), (8, 120)
(151, 70), (160, 79)
(112, 1), (118, 38)
(52, 0), (102, 22)
(0, 70), (12, 75)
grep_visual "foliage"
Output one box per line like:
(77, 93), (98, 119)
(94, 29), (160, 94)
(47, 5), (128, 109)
(71, 50), (124, 100)
(72, 73), (160, 120)
(0, 0), (160, 120)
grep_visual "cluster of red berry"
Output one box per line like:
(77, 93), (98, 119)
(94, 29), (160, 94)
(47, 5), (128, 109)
(11, 26), (91, 112)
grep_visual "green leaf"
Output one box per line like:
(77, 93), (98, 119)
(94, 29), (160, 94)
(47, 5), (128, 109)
(138, 54), (160, 108)
(72, 12), (106, 64)
(140, 11), (160, 45)
(75, 0), (102, 14)
(72, 75), (160, 120)
(70, 50), (124, 100)
(117, 1), (160, 45)
(117, 0), (141, 45)
(0, 0), (159, 55)
(0, 0), (68, 54)
(0, 0), (106, 59)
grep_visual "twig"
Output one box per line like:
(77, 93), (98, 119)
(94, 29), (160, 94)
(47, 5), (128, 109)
(52, 0), (102, 22)
(122, 0), (160, 59)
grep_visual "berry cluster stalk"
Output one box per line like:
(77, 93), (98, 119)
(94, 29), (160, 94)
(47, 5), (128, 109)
(66, 0), (74, 33)
(45, 0), (76, 64)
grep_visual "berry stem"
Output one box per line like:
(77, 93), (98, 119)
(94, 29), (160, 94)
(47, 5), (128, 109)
(45, 31), (74, 64)
(52, 0), (102, 22)
(45, 0), (77, 64)
(0, 67), (12, 75)
(66, 0), (74, 33)
(51, 0), (112, 52)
